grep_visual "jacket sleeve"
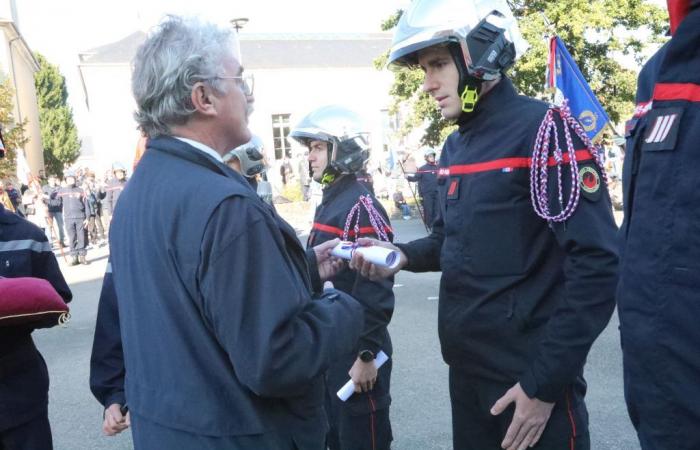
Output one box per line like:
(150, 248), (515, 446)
(406, 171), (421, 182)
(519, 114), (618, 402)
(395, 208), (444, 272)
(89, 265), (126, 408)
(199, 198), (365, 398)
(33, 235), (72, 303)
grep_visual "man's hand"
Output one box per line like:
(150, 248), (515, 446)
(349, 357), (378, 393)
(103, 403), (130, 436)
(349, 238), (406, 281)
(490, 383), (554, 450)
(313, 238), (346, 281)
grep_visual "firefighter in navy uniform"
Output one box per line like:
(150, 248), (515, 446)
(617, 2), (700, 449)
(406, 148), (439, 228)
(351, 1), (618, 449)
(290, 105), (395, 450)
(58, 171), (89, 265)
(105, 163), (127, 219)
(355, 167), (375, 197)
(0, 204), (72, 450)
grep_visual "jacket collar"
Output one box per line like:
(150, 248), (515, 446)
(322, 174), (357, 205)
(457, 77), (518, 133)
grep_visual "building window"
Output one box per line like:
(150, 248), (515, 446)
(271, 114), (292, 160)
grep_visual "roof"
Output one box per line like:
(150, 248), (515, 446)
(78, 31), (392, 69)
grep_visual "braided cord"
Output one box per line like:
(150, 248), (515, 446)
(342, 195), (391, 242)
(530, 101), (607, 223)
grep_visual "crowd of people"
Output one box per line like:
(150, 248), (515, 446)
(1, 1), (698, 450)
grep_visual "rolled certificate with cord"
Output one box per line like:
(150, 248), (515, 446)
(331, 242), (401, 269)
(336, 350), (390, 401)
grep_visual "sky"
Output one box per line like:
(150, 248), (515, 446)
(15, 0), (410, 131)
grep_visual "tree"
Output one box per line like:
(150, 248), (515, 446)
(0, 75), (29, 179)
(34, 53), (80, 176)
(378, 0), (668, 146)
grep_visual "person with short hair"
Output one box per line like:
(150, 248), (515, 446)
(97, 16), (369, 449)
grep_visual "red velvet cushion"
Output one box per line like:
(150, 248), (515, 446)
(0, 277), (70, 328)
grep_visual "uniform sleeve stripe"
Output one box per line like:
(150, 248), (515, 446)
(312, 222), (393, 238)
(653, 82), (700, 102)
(106, 262), (112, 273)
(0, 239), (53, 253)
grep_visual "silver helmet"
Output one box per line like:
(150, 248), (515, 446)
(388, 0), (528, 71)
(224, 135), (267, 178)
(289, 105), (370, 175)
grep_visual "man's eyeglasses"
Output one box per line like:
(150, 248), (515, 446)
(211, 74), (254, 97)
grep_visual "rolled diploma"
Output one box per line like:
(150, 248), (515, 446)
(336, 350), (390, 401)
(331, 242), (400, 269)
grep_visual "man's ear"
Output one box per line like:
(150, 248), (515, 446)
(190, 81), (217, 117)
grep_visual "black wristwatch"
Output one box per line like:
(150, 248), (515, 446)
(358, 349), (375, 363)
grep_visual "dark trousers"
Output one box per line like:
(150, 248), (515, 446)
(88, 215), (105, 243)
(325, 356), (393, 450)
(46, 212), (65, 244)
(0, 413), (52, 450)
(449, 368), (589, 450)
(65, 218), (87, 256)
(421, 191), (437, 230)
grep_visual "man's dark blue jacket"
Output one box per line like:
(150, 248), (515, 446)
(107, 136), (364, 445)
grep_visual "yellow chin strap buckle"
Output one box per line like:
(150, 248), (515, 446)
(461, 86), (479, 113)
(321, 171), (336, 186)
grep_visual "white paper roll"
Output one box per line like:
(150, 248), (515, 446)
(336, 350), (389, 401)
(331, 242), (400, 269)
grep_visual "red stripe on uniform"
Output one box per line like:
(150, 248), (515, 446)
(368, 394), (377, 450)
(447, 179), (458, 196)
(312, 223), (393, 238)
(446, 149), (593, 175)
(566, 390), (577, 450)
(653, 83), (700, 102)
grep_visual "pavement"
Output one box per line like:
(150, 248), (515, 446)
(33, 214), (640, 450)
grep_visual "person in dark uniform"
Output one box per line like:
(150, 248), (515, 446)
(58, 171), (89, 265)
(42, 176), (65, 247)
(102, 16), (376, 449)
(351, 1), (618, 449)
(105, 163), (127, 220)
(406, 148), (439, 228)
(291, 105), (395, 450)
(617, 2), (700, 449)
(0, 204), (72, 450)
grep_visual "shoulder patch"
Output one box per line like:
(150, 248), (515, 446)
(579, 165), (601, 202)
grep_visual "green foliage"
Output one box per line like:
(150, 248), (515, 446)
(0, 76), (29, 179)
(378, 0), (668, 145)
(34, 53), (80, 176)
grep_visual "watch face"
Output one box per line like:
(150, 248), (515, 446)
(359, 350), (374, 362)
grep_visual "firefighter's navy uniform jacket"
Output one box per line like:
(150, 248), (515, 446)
(307, 174), (394, 450)
(396, 78), (618, 449)
(618, 7), (700, 449)
(0, 205), (71, 449)
(104, 178), (126, 216)
(407, 161), (439, 227)
(107, 136), (366, 449)
(58, 185), (88, 257)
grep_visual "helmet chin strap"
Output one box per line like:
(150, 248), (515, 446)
(448, 43), (484, 114)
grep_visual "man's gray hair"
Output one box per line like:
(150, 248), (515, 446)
(132, 16), (237, 138)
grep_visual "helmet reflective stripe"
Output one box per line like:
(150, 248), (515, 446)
(388, 0), (528, 69)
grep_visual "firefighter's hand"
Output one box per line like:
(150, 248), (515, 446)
(103, 403), (130, 436)
(349, 238), (406, 281)
(490, 383), (554, 450)
(313, 238), (346, 281)
(349, 357), (377, 393)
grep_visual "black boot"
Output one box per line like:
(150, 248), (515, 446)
(70, 256), (79, 266)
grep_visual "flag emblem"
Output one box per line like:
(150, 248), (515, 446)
(644, 113), (678, 144)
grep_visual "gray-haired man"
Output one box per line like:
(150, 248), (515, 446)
(97, 16), (368, 449)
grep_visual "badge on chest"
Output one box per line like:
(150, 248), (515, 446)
(446, 177), (460, 200)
